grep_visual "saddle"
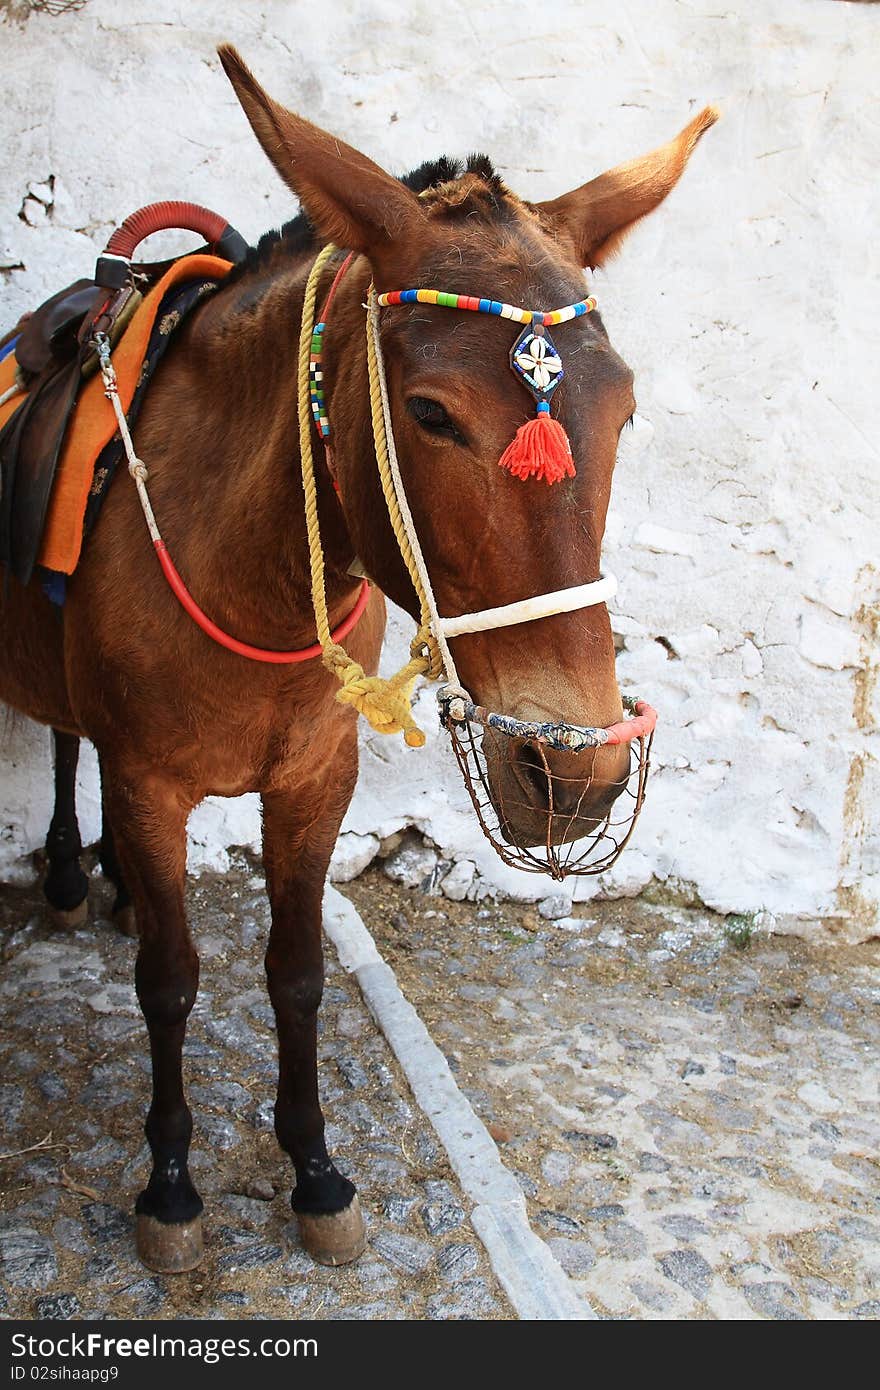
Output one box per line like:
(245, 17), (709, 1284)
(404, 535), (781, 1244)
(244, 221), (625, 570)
(0, 202), (246, 588)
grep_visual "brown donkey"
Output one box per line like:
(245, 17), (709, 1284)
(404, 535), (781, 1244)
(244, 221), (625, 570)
(0, 47), (716, 1273)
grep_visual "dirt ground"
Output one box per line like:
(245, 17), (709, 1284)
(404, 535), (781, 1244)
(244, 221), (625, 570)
(1, 846), (878, 1320)
(344, 866), (880, 1319)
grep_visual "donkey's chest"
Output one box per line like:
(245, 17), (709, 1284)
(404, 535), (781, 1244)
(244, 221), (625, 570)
(170, 674), (352, 797)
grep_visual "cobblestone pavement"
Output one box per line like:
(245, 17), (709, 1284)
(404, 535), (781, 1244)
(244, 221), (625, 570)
(344, 860), (880, 1321)
(3, 844), (879, 1321)
(0, 858), (511, 1321)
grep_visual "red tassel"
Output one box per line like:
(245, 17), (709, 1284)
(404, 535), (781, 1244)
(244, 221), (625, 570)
(497, 410), (576, 484)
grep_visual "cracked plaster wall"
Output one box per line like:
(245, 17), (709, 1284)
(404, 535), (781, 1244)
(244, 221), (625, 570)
(0, 0), (877, 939)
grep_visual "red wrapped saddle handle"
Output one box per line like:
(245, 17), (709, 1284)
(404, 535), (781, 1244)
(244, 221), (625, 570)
(96, 201), (247, 287)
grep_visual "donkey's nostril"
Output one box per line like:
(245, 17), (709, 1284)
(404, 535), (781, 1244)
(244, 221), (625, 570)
(515, 740), (590, 819)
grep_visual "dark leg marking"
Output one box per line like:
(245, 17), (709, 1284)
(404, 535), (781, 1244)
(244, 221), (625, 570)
(43, 729), (89, 923)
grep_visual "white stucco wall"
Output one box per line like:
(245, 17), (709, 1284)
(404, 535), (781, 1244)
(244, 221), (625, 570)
(1, 0), (877, 939)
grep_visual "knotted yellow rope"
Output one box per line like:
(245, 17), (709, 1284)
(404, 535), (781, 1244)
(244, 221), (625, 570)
(297, 245), (444, 747)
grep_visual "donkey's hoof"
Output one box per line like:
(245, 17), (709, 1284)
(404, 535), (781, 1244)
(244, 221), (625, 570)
(114, 905), (138, 938)
(296, 1194), (366, 1266)
(136, 1213), (204, 1273)
(50, 899), (88, 932)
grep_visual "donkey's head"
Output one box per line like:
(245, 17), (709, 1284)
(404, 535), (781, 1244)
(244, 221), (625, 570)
(221, 47), (716, 851)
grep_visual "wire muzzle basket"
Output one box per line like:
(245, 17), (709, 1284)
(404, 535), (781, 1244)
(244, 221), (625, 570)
(437, 691), (655, 881)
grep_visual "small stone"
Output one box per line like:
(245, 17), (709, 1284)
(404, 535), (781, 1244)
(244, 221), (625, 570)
(420, 1192), (465, 1237)
(809, 1118), (841, 1143)
(356, 1259), (398, 1294)
(336, 1055), (370, 1089)
(250, 1098), (275, 1131)
(239, 916), (262, 948)
(743, 1281), (804, 1320)
(20, 195), (48, 227)
(371, 1230), (434, 1275)
(37, 1073), (67, 1101)
(216, 1242), (282, 1273)
(661, 1214), (708, 1241)
(680, 1060), (706, 1078)
(53, 1217), (88, 1255)
(243, 1177), (276, 1202)
(214, 1290), (249, 1308)
(27, 179), (54, 205)
(426, 1277), (497, 1320)
(75, 1136), (127, 1170)
(638, 1151), (671, 1174)
(382, 1193), (418, 1224)
(441, 860), (476, 901)
(796, 1081), (838, 1114)
(513, 1169), (538, 1197)
(328, 1300), (401, 1321)
(0, 1227), (58, 1290)
(383, 834), (438, 890)
(0, 1084), (24, 1133)
(194, 1111), (240, 1151)
(81, 1202), (133, 1244)
(205, 1014), (262, 1052)
(35, 1292), (80, 1320)
(120, 1277), (165, 1315)
(546, 1237), (596, 1275)
(346, 1099), (386, 1138)
(563, 1130), (618, 1152)
(329, 831), (380, 883)
(584, 1204), (625, 1222)
(629, 1278), (673, 1313)
(658, 1248), (713, 1298)
(488, 1122), (511, 1144)
(191, 1080), (252, 1110)
(540, 1150), (573, 1186)
(597, 927), (625, 948)
(536, 1210), (582, 1234)
(538, 892), (573, 921)
(853, 1300), (880, 1319)
(437, 1242), (479, 1281)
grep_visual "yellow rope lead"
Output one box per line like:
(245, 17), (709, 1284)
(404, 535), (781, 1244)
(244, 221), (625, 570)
(297, 245), (440, 747)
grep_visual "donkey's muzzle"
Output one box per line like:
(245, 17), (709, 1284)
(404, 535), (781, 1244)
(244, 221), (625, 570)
(438, 691), (655, 879)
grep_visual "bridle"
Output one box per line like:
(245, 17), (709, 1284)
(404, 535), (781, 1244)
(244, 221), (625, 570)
(300, 246), (656, 751)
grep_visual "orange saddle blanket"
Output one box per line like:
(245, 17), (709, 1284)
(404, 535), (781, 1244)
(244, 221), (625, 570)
(0, 253), (232, 577)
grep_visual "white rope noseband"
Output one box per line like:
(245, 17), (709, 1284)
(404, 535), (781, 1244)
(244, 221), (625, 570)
(438, 575), (617, 639)
(367, 288), (616, 691)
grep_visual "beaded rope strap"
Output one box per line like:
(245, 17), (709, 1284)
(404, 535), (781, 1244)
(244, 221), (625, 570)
(377, 287), (598, 486)
(309, 318), (331, 438)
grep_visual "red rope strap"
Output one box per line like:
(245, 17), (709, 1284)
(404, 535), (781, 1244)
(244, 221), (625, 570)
(155, 541), (370, 665)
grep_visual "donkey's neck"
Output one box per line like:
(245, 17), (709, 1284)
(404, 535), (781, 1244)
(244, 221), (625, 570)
(151, 249), (369, 648)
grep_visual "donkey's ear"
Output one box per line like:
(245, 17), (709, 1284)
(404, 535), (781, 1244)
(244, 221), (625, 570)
(538, 106), (719, 269)
(219, 45), (425, 254)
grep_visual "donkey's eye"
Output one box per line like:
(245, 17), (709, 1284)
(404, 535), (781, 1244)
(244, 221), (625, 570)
(407, 397), (464, 443)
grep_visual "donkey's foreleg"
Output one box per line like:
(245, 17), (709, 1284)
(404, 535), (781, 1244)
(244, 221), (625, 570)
(102, 767), (203, 1273)
(44, 729), (89, 930)
(262, 761), (366, 1266)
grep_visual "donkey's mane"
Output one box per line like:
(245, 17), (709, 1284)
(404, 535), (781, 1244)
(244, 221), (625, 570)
(224, 153), (507, 285)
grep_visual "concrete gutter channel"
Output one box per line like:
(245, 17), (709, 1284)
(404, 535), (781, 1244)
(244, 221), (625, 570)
(324, 886), (593, 1320)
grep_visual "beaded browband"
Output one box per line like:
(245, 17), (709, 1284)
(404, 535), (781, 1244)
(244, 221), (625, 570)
(374, 287), (599, 484)
(308, 269), (599, 484)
